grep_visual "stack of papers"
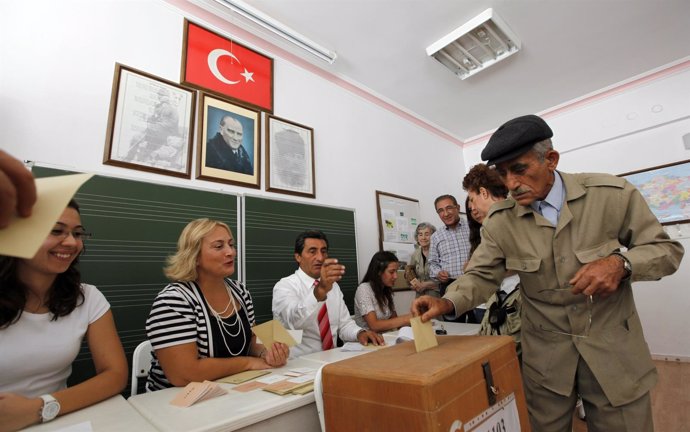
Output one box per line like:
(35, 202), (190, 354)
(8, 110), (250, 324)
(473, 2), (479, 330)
(170, 381), (227, 407)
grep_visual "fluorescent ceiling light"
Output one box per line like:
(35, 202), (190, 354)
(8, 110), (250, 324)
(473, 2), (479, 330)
(214, 0), (337, 64)
(426, 8), (520, 80)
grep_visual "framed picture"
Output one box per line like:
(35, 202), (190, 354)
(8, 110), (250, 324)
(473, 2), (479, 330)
(620, 159), (690, 225)
(266, 115), (315, 198)
(181, 20), (273, 113)
(103, 63), (195, 178)
(375, 190), (420, 264)
(197, 92), (261, 189)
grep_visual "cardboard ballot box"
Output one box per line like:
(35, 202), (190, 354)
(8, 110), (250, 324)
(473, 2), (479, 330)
(322, 335), (529, 432)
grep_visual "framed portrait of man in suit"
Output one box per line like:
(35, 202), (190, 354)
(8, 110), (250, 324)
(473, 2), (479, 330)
(197, 92), (261, 188)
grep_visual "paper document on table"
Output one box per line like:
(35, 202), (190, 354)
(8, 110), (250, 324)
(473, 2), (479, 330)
(396, 326), (414, 343)
(170, 380), (227, 407)
(217, 370), (271, 384)
(0, 173), (93, 258)
(252, 320), (298, 348)
(410, 317), (438, 352)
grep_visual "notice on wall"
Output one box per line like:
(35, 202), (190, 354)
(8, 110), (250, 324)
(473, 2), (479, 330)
(376, 191), (420, 265)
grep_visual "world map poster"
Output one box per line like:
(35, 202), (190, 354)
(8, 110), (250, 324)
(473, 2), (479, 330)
(622, 160), (690, 225)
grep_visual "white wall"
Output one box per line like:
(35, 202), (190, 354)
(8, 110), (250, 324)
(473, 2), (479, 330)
(0, 0), (465, 278)
(463, 64), (690, 359)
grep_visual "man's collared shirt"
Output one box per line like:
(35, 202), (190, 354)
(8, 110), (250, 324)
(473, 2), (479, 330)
(531, 171), (565, 225)
(272, 268), (362, 358)
(428, 220), (471, 280)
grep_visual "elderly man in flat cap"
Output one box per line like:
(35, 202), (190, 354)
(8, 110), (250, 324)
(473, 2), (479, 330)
(413, 114), (684, 431)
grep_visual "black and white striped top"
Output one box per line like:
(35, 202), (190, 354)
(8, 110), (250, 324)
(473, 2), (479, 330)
(144, 279), (256, 391)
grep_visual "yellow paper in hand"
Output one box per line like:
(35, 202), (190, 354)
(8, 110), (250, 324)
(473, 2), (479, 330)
(0, 173), (93, 259)
(410, 316), (438, 353)
(252, 319), (298, 348)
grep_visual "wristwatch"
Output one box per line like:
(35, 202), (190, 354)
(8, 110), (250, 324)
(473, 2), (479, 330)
(612, 253), (632, 280)
(39, 394), (60, 423)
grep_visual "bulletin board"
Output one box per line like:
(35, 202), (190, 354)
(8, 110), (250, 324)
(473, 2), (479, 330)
(375, 190), (420, 264)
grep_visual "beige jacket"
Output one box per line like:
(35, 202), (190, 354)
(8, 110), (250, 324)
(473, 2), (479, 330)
(445, 171), (684, 406)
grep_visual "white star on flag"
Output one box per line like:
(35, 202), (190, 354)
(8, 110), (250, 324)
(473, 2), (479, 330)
(241, 68), (254, 83)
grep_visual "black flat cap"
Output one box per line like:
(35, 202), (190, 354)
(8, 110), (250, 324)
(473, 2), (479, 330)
(481, 115), (553, 166)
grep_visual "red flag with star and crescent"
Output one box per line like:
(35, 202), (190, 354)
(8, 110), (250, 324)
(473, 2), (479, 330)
(183, 21), (273, 112)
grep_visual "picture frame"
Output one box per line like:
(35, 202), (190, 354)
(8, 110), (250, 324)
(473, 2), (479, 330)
(197, 92), (261, 189)
(620, 159), (690, 225)
(181, 20), (274, 113)
(375, 190), (420, 265)
(103, 63), (195, 178)
(265, 115), (315, 198)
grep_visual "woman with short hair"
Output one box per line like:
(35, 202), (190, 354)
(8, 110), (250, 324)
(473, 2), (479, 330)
(404, 222), (440, 298)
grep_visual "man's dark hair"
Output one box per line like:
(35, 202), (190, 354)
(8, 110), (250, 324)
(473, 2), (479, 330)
(434, 194), (458, 208)
(294, 230), (329, 254)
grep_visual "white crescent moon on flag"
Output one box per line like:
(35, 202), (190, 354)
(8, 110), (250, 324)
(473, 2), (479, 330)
(208, 49), (241, 85)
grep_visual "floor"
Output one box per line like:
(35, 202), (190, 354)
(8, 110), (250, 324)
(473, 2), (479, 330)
(572, 360), (689, 431)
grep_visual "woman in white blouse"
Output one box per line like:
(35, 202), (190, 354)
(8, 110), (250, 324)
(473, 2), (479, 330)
(0, 200), (127, 431)
(354, 251), (411, 332)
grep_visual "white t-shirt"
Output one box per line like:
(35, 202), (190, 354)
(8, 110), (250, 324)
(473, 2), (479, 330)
(0, 284), (110, 397)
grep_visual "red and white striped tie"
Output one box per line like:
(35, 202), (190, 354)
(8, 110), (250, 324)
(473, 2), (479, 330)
(315, 281), (333, 350)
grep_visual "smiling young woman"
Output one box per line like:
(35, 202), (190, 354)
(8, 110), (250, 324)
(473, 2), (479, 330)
(0, 199), (127, 431)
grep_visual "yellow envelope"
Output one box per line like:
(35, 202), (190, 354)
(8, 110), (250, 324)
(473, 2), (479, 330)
(217, 370), (271, 384)
(252, 319), (297, 348)
(410, 316), (438, 353)
(0, 173), (93, 259)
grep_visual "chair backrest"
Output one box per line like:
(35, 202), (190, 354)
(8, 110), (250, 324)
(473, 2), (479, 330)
(313, 364), (326, 432)
(130, 340), (153, 397)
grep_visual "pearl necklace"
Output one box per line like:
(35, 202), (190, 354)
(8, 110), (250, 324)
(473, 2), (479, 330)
(207, 281), (247, 356)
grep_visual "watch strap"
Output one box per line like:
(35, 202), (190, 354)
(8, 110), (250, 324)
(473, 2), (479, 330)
(39, 394), (60, 423)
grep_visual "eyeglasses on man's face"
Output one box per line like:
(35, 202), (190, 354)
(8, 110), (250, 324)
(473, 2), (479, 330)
(537, 287), (592, 338)
(49, 228), (93, 242)
(436, 205), (459, 215)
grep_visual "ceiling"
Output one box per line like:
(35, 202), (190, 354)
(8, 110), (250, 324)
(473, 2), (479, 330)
(194, 0), (690, 143)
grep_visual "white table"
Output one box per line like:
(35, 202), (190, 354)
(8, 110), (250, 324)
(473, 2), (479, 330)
(127, 358), (324, 432)
(22, 395), (156, 432)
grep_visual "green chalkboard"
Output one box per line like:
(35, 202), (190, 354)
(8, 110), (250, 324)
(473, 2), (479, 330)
(243, 196), (358, 323)
(33, 166), (238, 395)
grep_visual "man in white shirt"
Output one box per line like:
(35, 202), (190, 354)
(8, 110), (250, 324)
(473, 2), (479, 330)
(273, 230), (383, 357)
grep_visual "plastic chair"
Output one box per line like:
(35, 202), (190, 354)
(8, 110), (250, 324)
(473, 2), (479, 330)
(130, 340), (153, 396)
(313, 364), (327, 432)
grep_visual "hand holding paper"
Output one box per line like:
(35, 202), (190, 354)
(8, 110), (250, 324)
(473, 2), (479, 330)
(0, 173), (93, 258)
(410, 316), (438, 352)
(252, 320), (298, 348)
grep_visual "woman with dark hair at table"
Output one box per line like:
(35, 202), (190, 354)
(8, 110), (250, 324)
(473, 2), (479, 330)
(145, 218), (289, 391)
(0, 199), (127, 431)
(354, 251), (411, 332)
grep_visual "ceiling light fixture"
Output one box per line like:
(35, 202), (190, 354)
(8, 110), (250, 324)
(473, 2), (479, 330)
(213, 0), (337, 64)
(426, 8), (520, 80)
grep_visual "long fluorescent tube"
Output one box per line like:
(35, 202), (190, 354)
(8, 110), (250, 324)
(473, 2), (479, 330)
(214, 0), (337, 64)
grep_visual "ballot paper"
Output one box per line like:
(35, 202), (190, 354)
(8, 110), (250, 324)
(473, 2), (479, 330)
(0, 173), (93, 258)
(252, 320), (299, 348)
(410, 316), (438, 352)
(217, 370), (271, 384)
(170, 380), (227, 407)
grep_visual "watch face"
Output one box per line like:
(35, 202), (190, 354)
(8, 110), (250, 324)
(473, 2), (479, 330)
(43, 400), (60, 420)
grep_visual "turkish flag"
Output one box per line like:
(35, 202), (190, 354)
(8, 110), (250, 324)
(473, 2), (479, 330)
(183, 21), (273, 112)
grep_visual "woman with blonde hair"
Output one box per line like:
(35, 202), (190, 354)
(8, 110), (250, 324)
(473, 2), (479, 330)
(145, 219), (288, 391)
